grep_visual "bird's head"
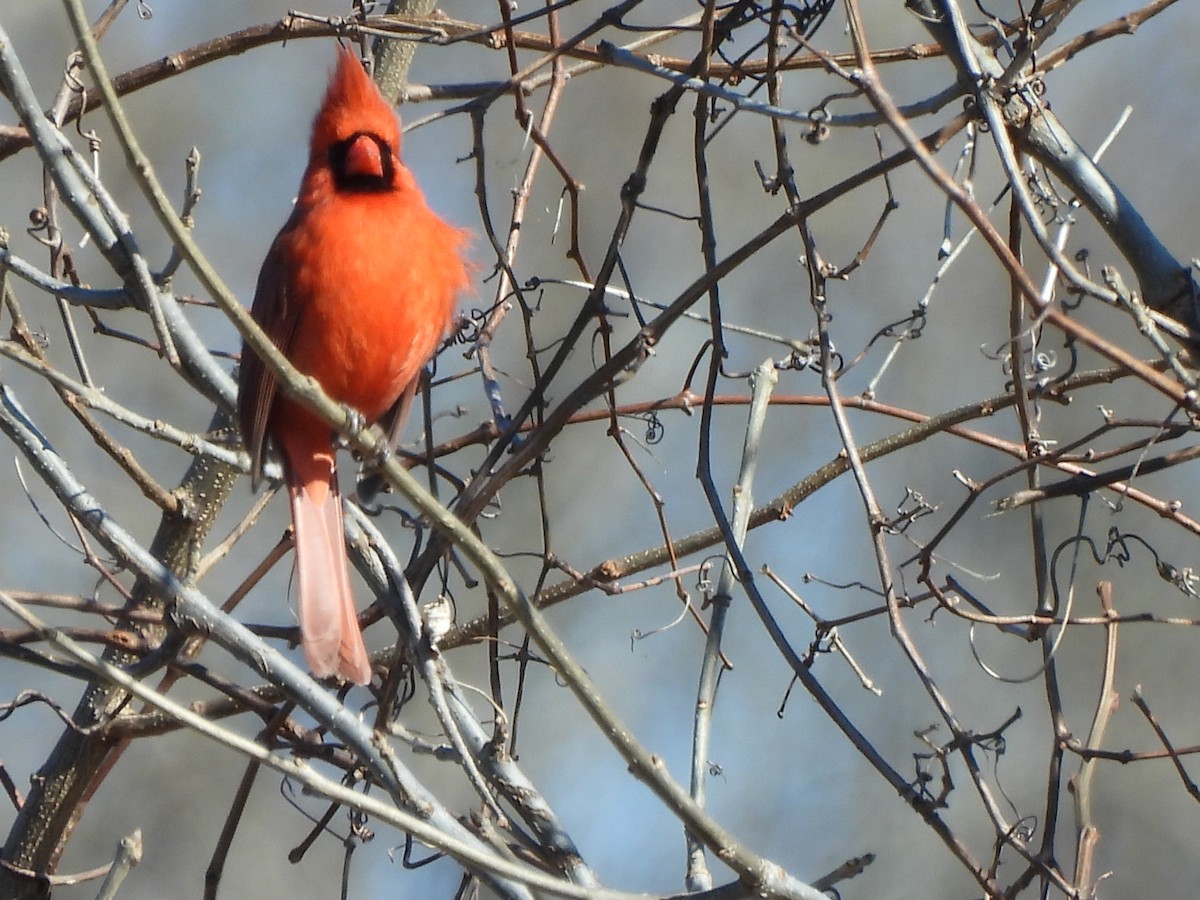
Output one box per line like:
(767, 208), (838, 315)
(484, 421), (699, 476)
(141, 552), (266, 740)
(308, 48), (403, 192)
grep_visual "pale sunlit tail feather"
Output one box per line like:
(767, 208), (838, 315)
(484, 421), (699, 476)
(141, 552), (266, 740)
(286, 453), (372, 684)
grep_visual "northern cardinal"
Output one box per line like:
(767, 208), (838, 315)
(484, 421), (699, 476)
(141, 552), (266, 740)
(238, 49), (468, 684)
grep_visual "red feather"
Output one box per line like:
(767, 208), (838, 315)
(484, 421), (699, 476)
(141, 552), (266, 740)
(238, 49), (468, 683)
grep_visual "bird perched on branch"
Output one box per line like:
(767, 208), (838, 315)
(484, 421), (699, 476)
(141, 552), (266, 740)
(239, 48), (469, 684)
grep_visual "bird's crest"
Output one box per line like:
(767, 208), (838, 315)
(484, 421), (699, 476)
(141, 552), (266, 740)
(309, 48), (401, 163)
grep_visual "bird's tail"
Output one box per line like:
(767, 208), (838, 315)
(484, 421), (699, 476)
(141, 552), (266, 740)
(286, 450), (373, 685)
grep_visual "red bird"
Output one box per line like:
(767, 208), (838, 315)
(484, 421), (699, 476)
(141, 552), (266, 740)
(238, 49), (468, 684)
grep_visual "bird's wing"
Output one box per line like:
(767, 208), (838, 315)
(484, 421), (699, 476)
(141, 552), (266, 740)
(237, 231), (303, 487)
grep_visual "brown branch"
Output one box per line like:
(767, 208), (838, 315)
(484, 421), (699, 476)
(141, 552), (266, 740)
(442, 362), (1196, 651)
(1038, 0), (1183, 74)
